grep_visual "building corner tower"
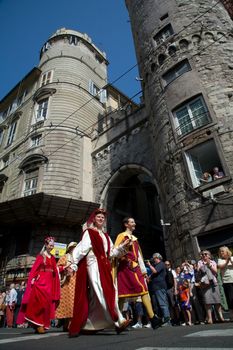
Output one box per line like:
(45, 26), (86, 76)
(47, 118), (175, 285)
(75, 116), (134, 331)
(126, 0), (233, 260)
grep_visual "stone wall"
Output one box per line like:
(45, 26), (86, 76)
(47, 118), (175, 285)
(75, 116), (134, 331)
(126, 0), (233, 260)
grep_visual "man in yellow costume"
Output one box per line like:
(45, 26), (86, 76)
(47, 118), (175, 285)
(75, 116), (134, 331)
(114, 217), (162, 330)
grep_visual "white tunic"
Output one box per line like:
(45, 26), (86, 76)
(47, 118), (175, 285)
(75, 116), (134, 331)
(72, 229), (125, 330)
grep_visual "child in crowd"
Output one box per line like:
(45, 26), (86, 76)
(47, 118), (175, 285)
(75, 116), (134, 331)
(179, 279), (192, 326)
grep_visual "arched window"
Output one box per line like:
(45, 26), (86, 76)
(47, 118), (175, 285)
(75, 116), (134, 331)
(158, 54), (166, 66)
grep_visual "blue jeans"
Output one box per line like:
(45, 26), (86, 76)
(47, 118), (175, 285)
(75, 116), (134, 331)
(151, 288), (170, 319)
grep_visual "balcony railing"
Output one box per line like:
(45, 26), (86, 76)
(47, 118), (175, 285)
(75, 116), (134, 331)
(175, 111), (211, 136)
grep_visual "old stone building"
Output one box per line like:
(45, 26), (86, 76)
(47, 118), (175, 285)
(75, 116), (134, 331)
(1, 1), (233, 285)
(125, 0), (233, 260)
(0, 28), (140, 284)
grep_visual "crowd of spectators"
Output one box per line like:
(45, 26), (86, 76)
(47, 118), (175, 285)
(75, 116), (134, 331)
(125, 247), (233, 328)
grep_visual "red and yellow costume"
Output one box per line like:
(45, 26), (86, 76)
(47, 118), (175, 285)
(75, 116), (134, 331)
(17, 253), (60, 329)
(114, 231), (148, 298)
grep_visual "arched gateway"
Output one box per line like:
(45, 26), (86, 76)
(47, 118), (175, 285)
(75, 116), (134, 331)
(100, 164), (165, 258)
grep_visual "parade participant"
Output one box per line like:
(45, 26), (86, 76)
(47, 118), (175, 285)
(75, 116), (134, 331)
(56, 241), (78, 331)
(17, 237), (60, 334)
(69, 208), (130, 337)
(113, 217), (162, 330)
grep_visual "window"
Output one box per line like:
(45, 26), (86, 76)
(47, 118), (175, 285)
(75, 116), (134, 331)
(16, 90), (28, 108)
(69, 35), (78, 45)
(0, 109), (8, 121)
(41, 71), (52, 87)
(160, 13), (169, 21)
(6, 120), (17, 146)
(1, 155), (9, 169)
(153, 24), (174, 46)
(9, 99), (18, 115)
(173, 96), (210, 136)
(89, 81), (107, 103)
(185, 139), (225, 188)
(35, 98), (49, 121)
(30, 134), (42, 147)
(23, 171), (38, 197)
(162, 59), (191, 86)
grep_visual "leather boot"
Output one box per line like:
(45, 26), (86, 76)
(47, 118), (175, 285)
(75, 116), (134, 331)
(150, 315), (162, 330)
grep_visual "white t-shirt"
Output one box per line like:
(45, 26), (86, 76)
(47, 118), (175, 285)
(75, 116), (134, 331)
(218, 257), (233, 283)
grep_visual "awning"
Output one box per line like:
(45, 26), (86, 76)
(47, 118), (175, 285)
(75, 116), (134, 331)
(0, 192), (99, 226)
(6, 254), (36, 271)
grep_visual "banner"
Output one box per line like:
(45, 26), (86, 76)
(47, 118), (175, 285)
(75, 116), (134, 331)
(51, 242), (67, 258)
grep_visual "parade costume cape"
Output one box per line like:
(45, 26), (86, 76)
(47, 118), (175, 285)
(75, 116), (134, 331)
(69, 228), (118, 337)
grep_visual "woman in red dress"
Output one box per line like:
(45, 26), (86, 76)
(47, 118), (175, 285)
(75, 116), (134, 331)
(17, 237), (60, 333)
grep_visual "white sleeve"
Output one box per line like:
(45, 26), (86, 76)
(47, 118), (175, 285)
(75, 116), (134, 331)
(109, 236), (124, 258)
(138, 250), (147, 275)
(72, 230), (92, 265)
(172, 269), (177, 278)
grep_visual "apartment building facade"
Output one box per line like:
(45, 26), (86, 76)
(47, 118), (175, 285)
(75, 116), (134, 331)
(0, 28), (141, 284)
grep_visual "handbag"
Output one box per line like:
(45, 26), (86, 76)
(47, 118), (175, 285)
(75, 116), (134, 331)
(200, 274), (210, 288)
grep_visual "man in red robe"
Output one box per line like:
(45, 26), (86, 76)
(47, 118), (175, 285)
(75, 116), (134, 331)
(114, 217), (162, 330)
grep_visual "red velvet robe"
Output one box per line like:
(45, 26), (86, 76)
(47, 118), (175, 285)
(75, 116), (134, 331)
(69, 228), (118, 337)
(17, 254), (60, 329)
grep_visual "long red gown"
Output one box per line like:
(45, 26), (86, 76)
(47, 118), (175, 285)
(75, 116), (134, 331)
(17, 253), (60, 329)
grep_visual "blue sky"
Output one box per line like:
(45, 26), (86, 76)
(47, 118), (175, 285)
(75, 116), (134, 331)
(0, 0), (140, 102)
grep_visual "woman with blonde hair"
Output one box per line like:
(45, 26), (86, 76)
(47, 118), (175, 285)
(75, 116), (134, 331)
(218, 246), (233, 321)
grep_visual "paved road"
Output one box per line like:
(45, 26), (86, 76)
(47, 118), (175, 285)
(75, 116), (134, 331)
(0, 323), (233, 350)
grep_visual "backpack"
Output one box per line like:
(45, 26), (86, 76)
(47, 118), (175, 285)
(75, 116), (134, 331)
(165, 269), (174, 289)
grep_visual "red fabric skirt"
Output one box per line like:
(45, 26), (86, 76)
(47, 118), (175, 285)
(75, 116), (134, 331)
(25, 271), (55, 329)
(117, 260), (148, 298)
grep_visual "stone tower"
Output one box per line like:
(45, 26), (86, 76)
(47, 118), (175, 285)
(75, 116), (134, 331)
(125, 0), (233, 260)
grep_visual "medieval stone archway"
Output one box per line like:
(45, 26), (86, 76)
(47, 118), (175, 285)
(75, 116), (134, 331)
(100, 164), (165, 258)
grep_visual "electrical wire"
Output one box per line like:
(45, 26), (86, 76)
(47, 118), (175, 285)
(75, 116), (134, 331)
(0, 0), (227, 170)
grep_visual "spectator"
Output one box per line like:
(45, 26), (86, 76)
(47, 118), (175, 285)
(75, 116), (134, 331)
(6, 283), (17, 328)
(179, 279), (192, 326)
(14, 282), (26, 327)
(165, 260), (178, 325)
(213, 167), (224, 180)
(147, 253), (170, 325)
(132, 297), (144, 329)
(200, 172), (212, 183)
(218, 246), (233, 321)
(0, 290), (6, 327)
(189, 260), (205, 325)
(197, 250), (225, 324)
